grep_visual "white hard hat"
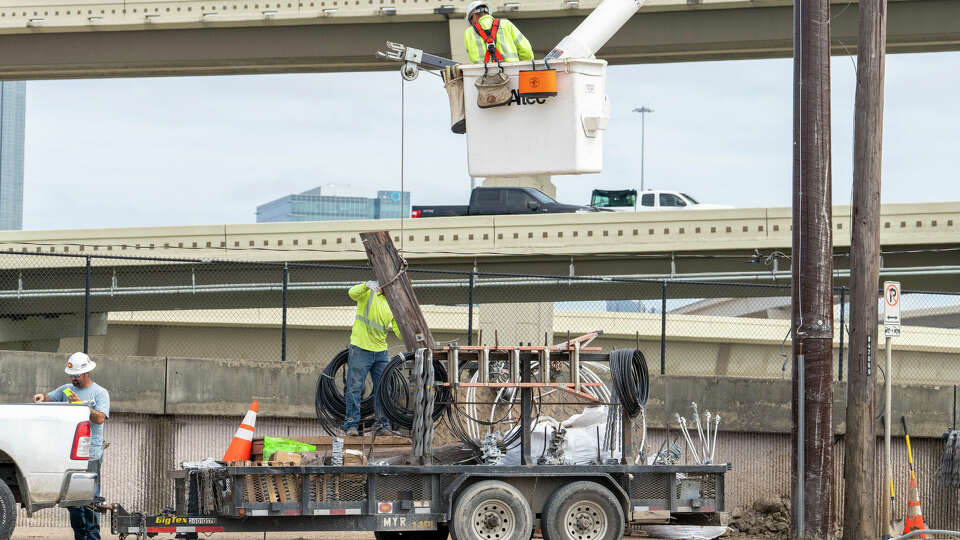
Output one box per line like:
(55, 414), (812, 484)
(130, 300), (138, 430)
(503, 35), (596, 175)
(65, 352), (96, 375)
(465, 0), (489, 21)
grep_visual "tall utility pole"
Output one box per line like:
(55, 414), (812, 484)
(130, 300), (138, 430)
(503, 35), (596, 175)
(632, 106), (654, 191)
(843, 1), (887, 538)
(791, 0), (835, 539)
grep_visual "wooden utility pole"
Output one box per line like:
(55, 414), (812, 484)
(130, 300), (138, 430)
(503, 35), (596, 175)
(359, 231), (436, 351)
(791, 1), (835, 539)
(843, 1), (887, 537)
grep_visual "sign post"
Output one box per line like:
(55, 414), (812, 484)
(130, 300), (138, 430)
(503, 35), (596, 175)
(883, 281), (901, 536)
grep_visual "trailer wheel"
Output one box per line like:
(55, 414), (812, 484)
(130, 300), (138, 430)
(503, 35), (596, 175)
(452, 480), (532, 540)
(0, 478), (15, 540)
(541, 481), (623, 540)
(375, 524), (449, 540)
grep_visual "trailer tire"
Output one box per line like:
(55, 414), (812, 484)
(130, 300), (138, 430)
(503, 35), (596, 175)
(0, 478), (15, 540)
(452, 480), (532, 540)
(375, 524), (449, 540)
(541, 481), (623, 540)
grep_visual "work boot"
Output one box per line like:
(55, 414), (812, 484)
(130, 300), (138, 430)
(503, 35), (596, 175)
(345, 427), (360, 437)
(374, 425), (396, 437)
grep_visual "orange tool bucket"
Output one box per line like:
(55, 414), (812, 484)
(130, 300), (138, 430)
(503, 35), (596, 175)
(518, 61), (558, 98)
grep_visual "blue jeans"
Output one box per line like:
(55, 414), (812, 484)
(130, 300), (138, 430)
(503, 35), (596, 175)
(344, 345), (390, 431)
(69, 459), (101, 540)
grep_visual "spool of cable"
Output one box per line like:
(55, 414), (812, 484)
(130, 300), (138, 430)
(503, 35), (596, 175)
(375, 352), (451, 432)
(610, 348), (649, 417)
(315, 349), (406, 434)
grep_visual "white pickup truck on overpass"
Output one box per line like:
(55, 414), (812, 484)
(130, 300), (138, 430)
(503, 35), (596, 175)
(0, 403), (99, 539)
(591, 189), (733, 211)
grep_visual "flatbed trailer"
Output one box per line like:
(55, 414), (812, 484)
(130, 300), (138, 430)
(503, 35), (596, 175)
(110, 462), (729, 540)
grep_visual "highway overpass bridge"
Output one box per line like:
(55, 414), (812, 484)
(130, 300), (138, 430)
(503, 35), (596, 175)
(0, 202), (958, 316)
(0, 0), (957, 79)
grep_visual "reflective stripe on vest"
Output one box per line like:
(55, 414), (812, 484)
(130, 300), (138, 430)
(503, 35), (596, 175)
(473, 18), (503, 62)
(355, 290), (389, 333)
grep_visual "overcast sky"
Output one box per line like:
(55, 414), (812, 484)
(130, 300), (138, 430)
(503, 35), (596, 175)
(22, 50), (960, 231)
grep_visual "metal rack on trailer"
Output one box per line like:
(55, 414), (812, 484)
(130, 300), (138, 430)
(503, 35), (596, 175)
(111, 462), (729, 539)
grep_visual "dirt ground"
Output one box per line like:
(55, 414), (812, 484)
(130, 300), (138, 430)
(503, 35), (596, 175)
(12, 527), (771, 540)
(12, 528), (374, 539)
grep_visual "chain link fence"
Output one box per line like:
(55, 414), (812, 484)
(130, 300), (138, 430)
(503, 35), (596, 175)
(2, 251), (958, 383)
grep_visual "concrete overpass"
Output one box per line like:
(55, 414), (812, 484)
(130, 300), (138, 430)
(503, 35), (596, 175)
(0, 0), (957, 79)
(0, 202), (958, 316)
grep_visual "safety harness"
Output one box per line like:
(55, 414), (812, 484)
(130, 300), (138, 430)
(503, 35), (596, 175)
(472, 18), (503, 63)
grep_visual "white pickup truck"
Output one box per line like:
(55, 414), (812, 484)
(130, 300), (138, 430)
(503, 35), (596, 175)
(590, 189), (733, 211)
(0, 403), (99, 539)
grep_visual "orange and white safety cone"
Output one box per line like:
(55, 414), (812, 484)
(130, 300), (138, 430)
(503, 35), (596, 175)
(901, 416), (927, 539)
(223, 400), (258, 463)
(902, 475), (927, 538)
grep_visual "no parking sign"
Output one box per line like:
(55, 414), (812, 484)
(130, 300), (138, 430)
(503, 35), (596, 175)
(884, 281), (901, 338)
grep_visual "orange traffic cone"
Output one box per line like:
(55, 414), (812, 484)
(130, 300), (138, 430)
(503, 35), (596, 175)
(903, 475), (927, 538)
(223, 400), (258, 462)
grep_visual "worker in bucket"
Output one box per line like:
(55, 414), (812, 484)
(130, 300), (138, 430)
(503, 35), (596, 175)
(33, 352), (110, 540)
(345, 280), (402, 436)
(463, 0), (534, 64)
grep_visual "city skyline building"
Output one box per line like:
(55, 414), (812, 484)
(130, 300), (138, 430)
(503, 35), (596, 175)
(0, 81), (25, 230)
(256, 184), (411, 223)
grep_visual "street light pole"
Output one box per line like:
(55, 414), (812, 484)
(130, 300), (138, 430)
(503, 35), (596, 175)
(633, 106), (654, 192)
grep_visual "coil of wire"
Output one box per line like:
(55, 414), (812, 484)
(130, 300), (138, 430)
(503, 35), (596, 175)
(314, 349), (406, 434)
(376, 352), (451, 431)
(610, 348), (649, 417)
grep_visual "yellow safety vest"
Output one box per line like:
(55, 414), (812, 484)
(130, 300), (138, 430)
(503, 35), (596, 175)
(349, 283), (401, 352)
(463, 15), (534, 64)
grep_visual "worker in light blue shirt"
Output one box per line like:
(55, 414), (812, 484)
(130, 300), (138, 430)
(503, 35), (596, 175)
(34, 352), (110, 540)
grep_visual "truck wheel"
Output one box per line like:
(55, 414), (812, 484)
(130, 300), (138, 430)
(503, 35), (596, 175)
(0, 478), (15, 540)
(452, 480), (532, 540)
(375, 525), (449, 540)
(541, 481), (623, 540)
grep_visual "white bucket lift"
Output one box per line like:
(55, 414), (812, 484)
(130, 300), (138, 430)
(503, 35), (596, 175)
(460, 58), (610, 177)
(378, 0), (646, 178)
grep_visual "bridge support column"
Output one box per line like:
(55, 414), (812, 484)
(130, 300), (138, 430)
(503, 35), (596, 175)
(481, 175), (556, 199)
(449, 18), (469, 64)
(477, 302), (553, 348)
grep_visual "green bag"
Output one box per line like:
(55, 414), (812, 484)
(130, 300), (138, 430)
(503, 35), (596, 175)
(262, 437), (316, 461)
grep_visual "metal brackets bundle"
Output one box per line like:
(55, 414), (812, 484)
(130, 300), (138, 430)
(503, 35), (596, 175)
(480, 432), (505, 465)
(941, 430), (960, 488)
(538, 425), (568, 465)
(411, 348), (435, 463)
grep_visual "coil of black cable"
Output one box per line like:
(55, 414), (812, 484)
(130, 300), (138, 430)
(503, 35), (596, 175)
(314, 349), (381, 434)
(375, 352), (451, 432)
(610, 348), (649, 417)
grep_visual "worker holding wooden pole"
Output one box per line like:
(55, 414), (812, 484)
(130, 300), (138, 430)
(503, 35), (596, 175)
(343, 280), (402, 437)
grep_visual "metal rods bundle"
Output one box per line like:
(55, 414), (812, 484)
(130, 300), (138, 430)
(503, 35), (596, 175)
(675, 402), (720, 464)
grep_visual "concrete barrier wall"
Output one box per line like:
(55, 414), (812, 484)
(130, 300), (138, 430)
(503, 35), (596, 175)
(5, 350), (954, 435)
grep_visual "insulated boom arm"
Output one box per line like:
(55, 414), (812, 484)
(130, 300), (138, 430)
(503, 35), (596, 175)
(376, 42), (458, 81)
